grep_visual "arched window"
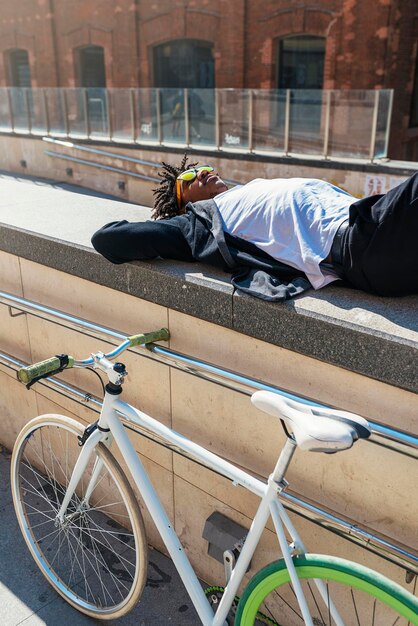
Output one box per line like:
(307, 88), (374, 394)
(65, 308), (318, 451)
(277, 36), (325, 89)
(77, 45), (106, 87)
(75, 45), (107, 135)
(5, 48), (31, 87)
(153, 40), (214, 88)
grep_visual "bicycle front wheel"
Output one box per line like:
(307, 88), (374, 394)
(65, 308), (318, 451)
(11, 414), (148, 619)
(236, 554), (418, 626)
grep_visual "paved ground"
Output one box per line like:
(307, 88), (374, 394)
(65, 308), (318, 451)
(0, 447), (203, 626)
(0, 170), (152, 248)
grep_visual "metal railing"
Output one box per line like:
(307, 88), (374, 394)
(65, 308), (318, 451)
(0, 289), (416, 576)
(42, 137), (241, 187)
(0, 87), (393, 161)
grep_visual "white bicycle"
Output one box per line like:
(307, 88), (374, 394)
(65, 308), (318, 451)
(11, 329), (418, 625)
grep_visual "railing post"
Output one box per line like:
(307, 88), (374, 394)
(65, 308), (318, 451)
(369, 89), (380, 162)
(284, 89), (291, 155)
(215, 89), (220, 150)
(184, 88), (190, 146)
(42, 89), (50, 136)
(105, 90), (112, 140)
(83, 88), (90, 139)
(130, 88), (136, 142)
(248, 89), (253, 153)
(25, 88), (32, 134)
(156, 88), (162, 144)
(7, 88), (15, 132)
(322, 90), (331, 159)
(61, 89), (69, 137)
(383, 89), (394, 159)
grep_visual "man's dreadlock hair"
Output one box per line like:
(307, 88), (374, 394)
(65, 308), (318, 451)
(151, 153), (198, 220)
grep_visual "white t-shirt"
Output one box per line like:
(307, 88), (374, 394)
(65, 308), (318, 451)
(214, 178), (355, 289)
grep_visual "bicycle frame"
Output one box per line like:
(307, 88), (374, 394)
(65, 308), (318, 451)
(56, 387), (336, 626)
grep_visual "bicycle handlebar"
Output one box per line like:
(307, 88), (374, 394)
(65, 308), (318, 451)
(17, 355), (75, 386)
(17, 327), (170, 387)
(128, 328), (170, 347)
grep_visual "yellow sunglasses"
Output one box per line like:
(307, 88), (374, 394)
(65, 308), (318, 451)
(175, 166), (214, 210)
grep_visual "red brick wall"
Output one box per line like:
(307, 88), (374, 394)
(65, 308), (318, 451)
(0, 0), (417, 159)
(0, 0), (58, 87)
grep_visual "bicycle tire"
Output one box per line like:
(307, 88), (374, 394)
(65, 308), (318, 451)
(235, 554), (418, 625)
(11, 414), (148, 619)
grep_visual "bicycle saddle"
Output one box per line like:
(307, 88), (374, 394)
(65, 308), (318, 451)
(251, 391), (371, 453)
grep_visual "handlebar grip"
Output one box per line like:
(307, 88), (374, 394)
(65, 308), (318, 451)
(17, 355), (74, 385)
(128, 328), (170, 347)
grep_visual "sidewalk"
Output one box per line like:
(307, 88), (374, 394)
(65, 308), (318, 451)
(0, 447), (202, 626)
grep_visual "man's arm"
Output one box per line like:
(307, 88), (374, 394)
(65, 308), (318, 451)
(91, 218), (194, 264)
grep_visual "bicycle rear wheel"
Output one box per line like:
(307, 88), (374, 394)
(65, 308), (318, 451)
(236, 554), (418, 625)
(11, 414), (148, 619)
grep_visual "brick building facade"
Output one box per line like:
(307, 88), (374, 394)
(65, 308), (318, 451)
(0, 0), (417, 160)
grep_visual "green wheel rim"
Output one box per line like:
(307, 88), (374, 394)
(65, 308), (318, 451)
(236, 555), (418, 625)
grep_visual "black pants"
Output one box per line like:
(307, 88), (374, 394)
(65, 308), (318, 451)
(343, 172), (418, 296)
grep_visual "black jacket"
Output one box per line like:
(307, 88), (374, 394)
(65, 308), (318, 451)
(187, 199), (311, 301)
(91, 198), (311, 302)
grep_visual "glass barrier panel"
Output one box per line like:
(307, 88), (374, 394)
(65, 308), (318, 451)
(135, 89), (159, 143)
(0, 89), (12, 132)
(288, 90), (325, 155)
(108, 88), (133, 142)
(328, 91), (375, 159)
(187, 88), (215, 147)
(219, 89), (249, 150)
(86, 88), (109, 139)
(160, 88), (186, 145)
(8, 88), (30, 132)
(252, 90), (286, 153)
(44, 88), (66, 136)
(0, 87), (393, 161)
(29, 89), (47, 135)
(65, 88), (88, 139)
(374, 89), (393, 159)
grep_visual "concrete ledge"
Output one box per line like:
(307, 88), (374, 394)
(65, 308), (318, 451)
(0, 172), (417, 393)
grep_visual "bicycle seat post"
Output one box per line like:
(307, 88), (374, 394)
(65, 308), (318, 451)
(271, 437), (297, 487)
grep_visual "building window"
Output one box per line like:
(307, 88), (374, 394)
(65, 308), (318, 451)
(75, 46), (107, 134)
(153, 40), (214, 88)
(277, 36), (325, 89)
(77, 45), (106, 88)
(410, 56), (418, 128)
(5, 49), (31, 87)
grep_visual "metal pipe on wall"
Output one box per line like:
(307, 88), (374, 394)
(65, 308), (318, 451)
(0, 345), (416, 576)
(0, 290), (416, 460)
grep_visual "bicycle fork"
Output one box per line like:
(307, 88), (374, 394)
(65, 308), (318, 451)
(56, 426), (106, 524)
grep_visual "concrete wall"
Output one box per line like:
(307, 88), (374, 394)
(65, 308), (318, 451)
(0, 135), (413, 209)
(0, 248), (417, 608)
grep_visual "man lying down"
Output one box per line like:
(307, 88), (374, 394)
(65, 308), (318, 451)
(92, 155), (418, 301)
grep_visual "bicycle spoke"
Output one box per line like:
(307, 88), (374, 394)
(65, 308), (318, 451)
(270, 584), (303, 620)
(20, 459), (65, 507)
(74, 516), (136, 582)
(49, 523), (67, 569)
(327, 582), (331, 625)
(65, 529), (97, 602)
(350, 587), (360, 626)
(84, 512), (136, 553)
(86, 501), (132, 518)
(307, 580), (325, 625)
(20, 495), (55, 518)
(67, 522), (130, 601)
